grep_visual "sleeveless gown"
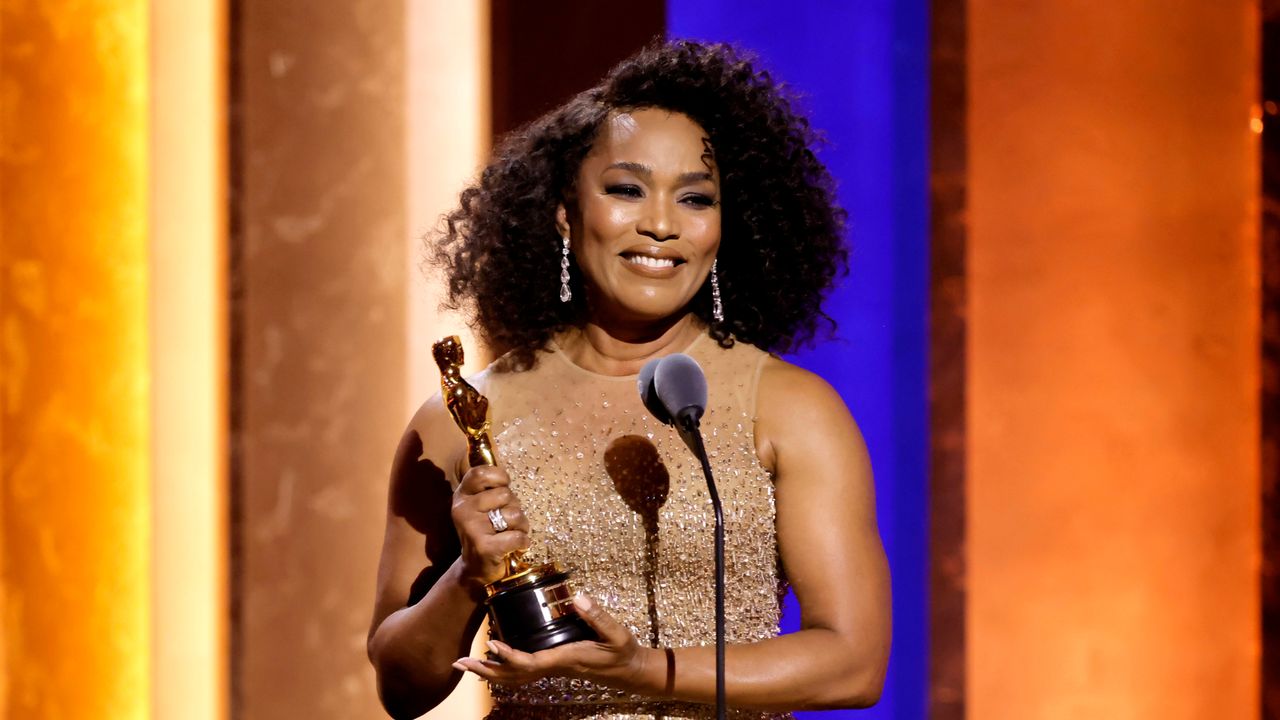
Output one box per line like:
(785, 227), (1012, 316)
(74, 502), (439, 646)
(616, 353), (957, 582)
(476, 334), (792, 720)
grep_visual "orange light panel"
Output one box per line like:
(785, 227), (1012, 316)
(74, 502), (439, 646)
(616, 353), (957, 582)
(0, 1), (152, 717)
(969, 2), (1260, 718)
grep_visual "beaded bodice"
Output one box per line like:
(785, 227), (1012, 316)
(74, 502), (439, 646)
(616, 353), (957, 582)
(476, 334), (790, 720)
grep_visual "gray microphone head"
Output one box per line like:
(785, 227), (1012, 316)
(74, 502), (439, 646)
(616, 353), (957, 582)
(654, 353), (707, 425)
(637, 356), (673, 425)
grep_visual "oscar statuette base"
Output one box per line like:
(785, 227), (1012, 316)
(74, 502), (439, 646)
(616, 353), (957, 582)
(486, 565), (597, 653)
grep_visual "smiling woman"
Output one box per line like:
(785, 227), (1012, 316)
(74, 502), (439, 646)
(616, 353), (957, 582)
(555, 110), (721, 330)
(367, 40), (890, 720)
(426, 40), (848, 371)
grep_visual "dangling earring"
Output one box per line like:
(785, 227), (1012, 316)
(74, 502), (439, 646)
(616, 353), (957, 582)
(559, 236), (572, 303)
(710, 259), (724, 323)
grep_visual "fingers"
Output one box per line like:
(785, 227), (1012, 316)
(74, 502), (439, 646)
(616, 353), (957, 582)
(451, 656), (506, 682)
(451, 469), (530, 539)
(457, 465), (510, 495)
(485, 640), (539, 672)
(472, 485), (513, 511)
(474, 487), (524, 519)
(452, 641), (542, 685)
(452, 489), (530, 535)
(452, 599), (646, 689)
(481, 500), (529, 532)
(571, 593), (630, 647)
(450, 464), (534, 585)
(478, 528), (531, 557)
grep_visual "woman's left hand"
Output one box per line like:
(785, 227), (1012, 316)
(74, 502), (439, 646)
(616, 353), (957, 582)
(452, 593), (653, 691)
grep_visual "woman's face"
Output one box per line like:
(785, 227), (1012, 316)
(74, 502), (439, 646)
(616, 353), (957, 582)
(558, 108), (721, 328)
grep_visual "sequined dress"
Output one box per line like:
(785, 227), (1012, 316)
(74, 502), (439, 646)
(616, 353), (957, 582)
(477, 334), (791, 720)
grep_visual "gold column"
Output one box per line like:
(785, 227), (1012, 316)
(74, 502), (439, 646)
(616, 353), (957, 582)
(969, 2), (1260, 718)
(0, 1), (152, 718)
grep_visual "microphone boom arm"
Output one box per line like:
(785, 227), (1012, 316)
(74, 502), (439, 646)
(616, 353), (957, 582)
(676, 412), (726, 720)
(643, 353), (725, 720)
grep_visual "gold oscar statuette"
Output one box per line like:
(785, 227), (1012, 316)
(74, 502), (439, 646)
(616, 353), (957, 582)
(433, 335), (596, 652)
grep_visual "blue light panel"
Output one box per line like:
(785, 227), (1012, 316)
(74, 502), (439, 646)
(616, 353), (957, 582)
(666, 2), (930, 718)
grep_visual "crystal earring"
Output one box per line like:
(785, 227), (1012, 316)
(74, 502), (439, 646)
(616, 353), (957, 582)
(559, 236), (572, 303)
(710, 259), (724, 323)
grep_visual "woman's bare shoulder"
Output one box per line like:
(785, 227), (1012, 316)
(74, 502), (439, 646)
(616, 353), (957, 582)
(754, 355), (865, 474)
(756, 355), (854, 426)
(757, 353), (835, 391)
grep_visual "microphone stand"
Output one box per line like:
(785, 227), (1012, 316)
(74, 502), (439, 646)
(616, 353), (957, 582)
(676, 414), (725, 720)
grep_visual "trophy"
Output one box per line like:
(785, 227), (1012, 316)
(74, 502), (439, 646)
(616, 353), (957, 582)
(433, 336), (596, 652)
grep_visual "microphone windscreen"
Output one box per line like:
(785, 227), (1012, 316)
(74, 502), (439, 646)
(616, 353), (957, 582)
(637, 357), (672, 425)
(654, 353), (707, 424)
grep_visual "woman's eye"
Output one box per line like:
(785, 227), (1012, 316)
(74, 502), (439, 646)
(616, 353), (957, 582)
(604, 184), (643, 198)
(682, 194), (716, 207)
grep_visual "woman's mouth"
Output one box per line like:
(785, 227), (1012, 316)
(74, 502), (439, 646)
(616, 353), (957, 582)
(624, 255), (679, 269)
(619, 251), (685, 277)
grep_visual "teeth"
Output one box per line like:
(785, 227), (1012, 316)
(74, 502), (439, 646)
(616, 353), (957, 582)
(625, 255), (677, 269)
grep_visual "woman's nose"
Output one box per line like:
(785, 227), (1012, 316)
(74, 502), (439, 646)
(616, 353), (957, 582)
(637, 197), (680, 242)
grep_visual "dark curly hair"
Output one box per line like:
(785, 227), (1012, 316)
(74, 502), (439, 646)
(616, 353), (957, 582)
(432, 39), (848, 366)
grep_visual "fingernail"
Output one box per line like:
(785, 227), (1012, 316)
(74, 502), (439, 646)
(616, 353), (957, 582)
(452, 661), (467, 672)
(486, 640), (500, 654)
(573, 593), (594, 612)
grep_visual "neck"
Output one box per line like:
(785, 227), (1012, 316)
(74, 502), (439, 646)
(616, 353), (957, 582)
(557, 313), (704, 376)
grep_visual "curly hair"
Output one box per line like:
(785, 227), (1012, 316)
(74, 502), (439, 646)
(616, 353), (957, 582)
(432, 39), (848, 366)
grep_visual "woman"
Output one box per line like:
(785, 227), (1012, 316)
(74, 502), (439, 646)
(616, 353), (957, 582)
(367, 40), (890, 720)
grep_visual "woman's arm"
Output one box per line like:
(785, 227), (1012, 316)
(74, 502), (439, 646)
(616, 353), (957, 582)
(463, 358), (891, 711)
(367, 398), (532, 719)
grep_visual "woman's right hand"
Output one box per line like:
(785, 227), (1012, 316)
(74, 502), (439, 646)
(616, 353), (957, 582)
(451, 465), (531, 589)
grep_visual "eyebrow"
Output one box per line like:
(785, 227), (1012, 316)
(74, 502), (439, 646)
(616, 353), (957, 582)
(606, 161), (715, 185)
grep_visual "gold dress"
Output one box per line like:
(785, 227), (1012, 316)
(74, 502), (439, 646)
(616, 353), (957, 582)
(478, 333), (792, 720)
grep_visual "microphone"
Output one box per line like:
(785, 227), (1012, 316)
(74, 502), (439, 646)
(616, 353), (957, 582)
(653, 353), (709, 454)
(639, 353), (725, 720)
(637, 357), (672, 426)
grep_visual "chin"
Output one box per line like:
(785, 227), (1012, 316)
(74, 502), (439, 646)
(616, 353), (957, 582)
(607, 297), (691, 325)
(620, 305), (685, 324)
(589, 277), (698, 325)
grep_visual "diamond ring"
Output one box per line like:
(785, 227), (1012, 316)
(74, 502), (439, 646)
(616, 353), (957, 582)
(487, 508), (509, 533)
